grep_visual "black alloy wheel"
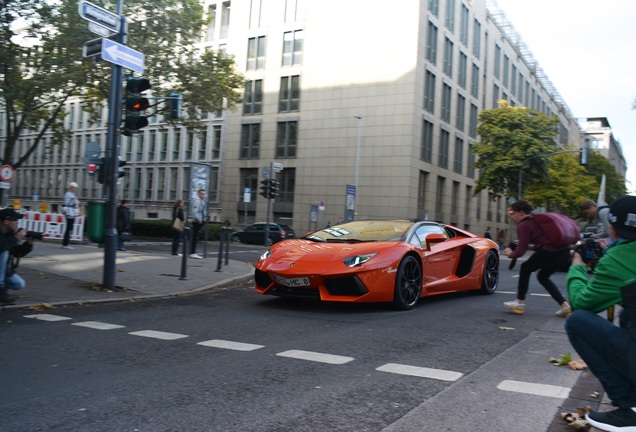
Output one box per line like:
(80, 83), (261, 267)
(479, 250), (499, 294)
(393, 255), (423, 310)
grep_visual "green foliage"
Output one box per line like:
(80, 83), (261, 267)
(131, 219), (224, 240)
(473, 102), (560, 198)
(1, 0), (245, 168)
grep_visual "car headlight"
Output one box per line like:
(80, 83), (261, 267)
(258, 249), (272, 261)
(342, 252), (378, 267)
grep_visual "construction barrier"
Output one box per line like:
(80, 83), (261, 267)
(17, 211), (85, 242)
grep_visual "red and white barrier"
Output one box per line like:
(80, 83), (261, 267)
(17, 211), (84, 242)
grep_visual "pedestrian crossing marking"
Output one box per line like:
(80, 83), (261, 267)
(72, 321), (125, 330)
(128, 330), (189, 340)
(376, 363), (463, 381)
(498, 380), (570, 398)
(276, 349), (354, 364)
(198, 339), (264, 351)
(24, 314), (73, 322)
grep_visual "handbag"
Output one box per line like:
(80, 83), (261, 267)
(172, 218), (185, 232)
(119, 231), (133, 241)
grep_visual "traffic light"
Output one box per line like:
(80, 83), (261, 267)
(118, 159), (127, 178)
(124, 77), (151, 136)
(87, 162), (98, 178)
(96, 158), (106, 184)
(268, 179), (279, 199)
(168, 92), (182, 119)
(259, 179), (270, 199)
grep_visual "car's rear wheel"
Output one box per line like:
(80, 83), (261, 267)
(479, 250), (499, 294)
(393, 255), (422, 310)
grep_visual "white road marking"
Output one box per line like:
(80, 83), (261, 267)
(72, 321), (125, 330)
(128, 330), (189, 340)
(198, 339), (264, 351)
(276, 350), (354, 365)
(497, 291), (553, 297)
(376, 363), (463, 381)
(498, 380), (570, 398)
(24, 314), (73, 322)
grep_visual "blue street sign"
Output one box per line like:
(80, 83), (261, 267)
(78, 0), (120, 33)
(101, 39), (145, 73)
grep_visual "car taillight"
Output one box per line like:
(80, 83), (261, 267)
(279, 231), (285, 237)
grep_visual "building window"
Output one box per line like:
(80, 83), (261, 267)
(445, 0), (455, 32)
(240, 123), (260, 159)
(169, 167), (178, 201)
(518, 73), (524, 104)
(467, 142), (475, 179)
(453, 136), (464, 174)
(458, 52), (467, 89)
(441, 83), (452, 123)
(206, 4), (217, 41)
(186, 131), (194, 160)
(494, 44), (501, 79)
(220, 1), (231, 38)
(471, 63), (479, 98)
(160, 130), (168, 161)
(421, 119), (433, 163)
(173, 129), (181, 160)
(429, 0), (439, 16)
(456, 94), (465, 131)
(282, 30), (303, 66)
(438, 128), (449, 169)
(243, 79), (263, 115)
(503, 54), (509, 88)
(247, 36), (266, 71)
(435, 176), (445, 217)
(285, 0), (305, 22)
(426, 21), (438, 65)
(459, 5), (469, 46)
(511, 65), (517, 97)
(424, 70), (436, 113)
(145, 168), (154, 200)
(277, 168), (295, 203)
(472, 19), (481, 58)
(418, 171), (429, 211)
(279, 75), (300, 112)
(275, 120), (298, 158)
(469, 103), (478, 138)
(492, 84), (499, 108)
(212, 125), (222, 160)
(443, 37), (453, 77)
(198, 129), (207, 160)
(241, 168), (259, 202)
(250, 0), (264, 28)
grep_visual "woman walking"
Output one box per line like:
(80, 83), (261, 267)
(171, 199), (185, 255)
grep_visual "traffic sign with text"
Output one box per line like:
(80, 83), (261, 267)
(78, 0), (120, 33)
(101, 39), (145, 73)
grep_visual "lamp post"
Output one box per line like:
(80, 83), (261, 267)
(354, 114), (362, 219)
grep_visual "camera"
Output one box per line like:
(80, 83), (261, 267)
(574, 238), (603, 265)
(16, 228), (44, 240)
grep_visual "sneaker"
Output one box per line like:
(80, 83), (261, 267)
(586, 407), (636, 431)
(189, 253), (202, 259)
(503, 300), (525, 315)
(61, 245), (74, 250)
(555, 305), (572, 318)
(172, 253), (182, 256)
(0, 290), (15, 305)
(117, 248), (126, 251)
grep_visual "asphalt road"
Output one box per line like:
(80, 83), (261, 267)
(0, 259), (580, 432)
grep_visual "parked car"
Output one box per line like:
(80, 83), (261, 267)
(254, 220), (500, 310)
(232, 223), (296, 245)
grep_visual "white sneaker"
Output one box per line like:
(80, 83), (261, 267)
(555, 304), (572, 318)
(61, 245), (74, 250)
(503, 300), (525, 314)
(189, 253), (202, 259)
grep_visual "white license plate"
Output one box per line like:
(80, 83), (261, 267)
(275, 276), (310, 287)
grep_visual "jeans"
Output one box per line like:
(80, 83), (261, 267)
(566, 309), (636, 409)
(63, 217), (75, 246)
(171, 230), (183, 254)
(190, 222), (203, 254)
(0, 250), (26, 291)
(517, 248), (569, 305)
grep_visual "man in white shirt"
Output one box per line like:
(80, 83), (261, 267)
(189, 189), (206, 259)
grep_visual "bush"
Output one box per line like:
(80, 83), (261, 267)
(130, 220), (226, 240)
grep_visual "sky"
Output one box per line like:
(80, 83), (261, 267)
(493, 0), (636, 194)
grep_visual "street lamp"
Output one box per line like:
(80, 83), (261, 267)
(354, 114), (362, 219)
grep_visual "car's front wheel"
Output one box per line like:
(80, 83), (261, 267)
(479, 250), (499, 294)
(393, 255), (422, 310)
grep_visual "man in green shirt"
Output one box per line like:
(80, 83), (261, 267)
(566, 195), (636, 431)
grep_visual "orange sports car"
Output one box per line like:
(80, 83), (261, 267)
(254, 220), (500, 310)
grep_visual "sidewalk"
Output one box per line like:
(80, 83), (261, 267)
(1, 239), (254, 310)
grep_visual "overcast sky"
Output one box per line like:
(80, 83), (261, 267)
(493, 0), (636, 194)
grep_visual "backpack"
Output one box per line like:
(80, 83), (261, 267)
(531, 213), (580, 248)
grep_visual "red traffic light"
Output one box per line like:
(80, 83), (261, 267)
(87, 162), (97, 173)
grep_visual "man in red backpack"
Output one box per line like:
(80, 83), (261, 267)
(503, 200), (572, 317)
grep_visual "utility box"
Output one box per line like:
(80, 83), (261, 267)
(87, 200), (106, 243)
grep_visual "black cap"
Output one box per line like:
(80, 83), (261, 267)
(0, 208), (24, 222)
(608, 196), (636, 240)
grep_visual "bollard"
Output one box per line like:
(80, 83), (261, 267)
(223, 227), (231, 265)
(215, 228), (224, 272)
(179, 227), (190, 281)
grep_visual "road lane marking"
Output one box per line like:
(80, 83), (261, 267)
(72, 321), (125, 330)
(198, 339), (264, 351)
(376, 363), (463, 381)
(276, 350), (354, 365)
(128, 330), (189, 340)
(498, 380), (570, 398)
(24, 314), (73, 322)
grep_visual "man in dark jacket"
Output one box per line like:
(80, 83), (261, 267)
(503, 200), (572, 317)
(0, 208), (34, 305)
(116, 200), (132, 251)
(566, 195), (636, 431)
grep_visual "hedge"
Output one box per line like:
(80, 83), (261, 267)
(130, 219), (228, 240)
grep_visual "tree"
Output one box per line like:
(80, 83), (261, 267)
(473, 101), (561, 199)
(0, 0), (244, 170)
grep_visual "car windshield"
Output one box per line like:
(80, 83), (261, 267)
(306, 220), (414, 242)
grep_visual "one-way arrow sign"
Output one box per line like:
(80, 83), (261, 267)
(101, 39), (145, 73)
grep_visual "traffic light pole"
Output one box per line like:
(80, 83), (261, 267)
(103, 12), (127, 291)
(264, 162), (273, 246)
